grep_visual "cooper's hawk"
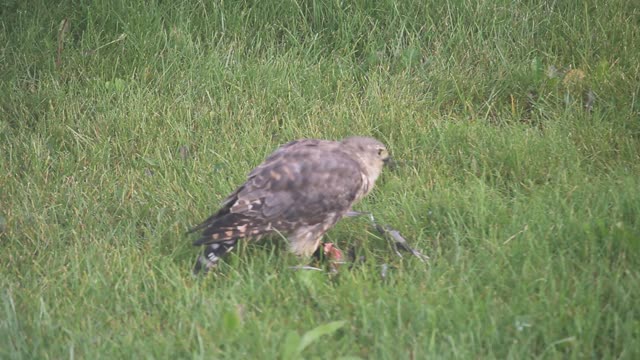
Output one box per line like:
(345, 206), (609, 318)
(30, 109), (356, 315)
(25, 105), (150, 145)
(189, 136), (390, 274)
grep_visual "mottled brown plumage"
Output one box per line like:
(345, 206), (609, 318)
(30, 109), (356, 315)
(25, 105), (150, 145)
(189, 136), (390, 274)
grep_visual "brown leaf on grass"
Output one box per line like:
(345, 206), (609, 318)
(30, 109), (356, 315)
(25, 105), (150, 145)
(563, 69), (586, 87)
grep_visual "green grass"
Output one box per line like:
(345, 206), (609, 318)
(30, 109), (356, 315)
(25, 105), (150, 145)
(1, 0), (639, 358)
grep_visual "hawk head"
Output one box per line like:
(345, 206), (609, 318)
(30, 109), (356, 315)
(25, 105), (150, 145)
(341, 136), (391, 184)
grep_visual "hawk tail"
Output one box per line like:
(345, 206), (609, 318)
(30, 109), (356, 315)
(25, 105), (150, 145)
(187, 208), (229, 235)
(193, 239), (238, 275)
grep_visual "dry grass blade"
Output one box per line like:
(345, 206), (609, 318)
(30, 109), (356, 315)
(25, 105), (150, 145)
(56, 18), (69, 68)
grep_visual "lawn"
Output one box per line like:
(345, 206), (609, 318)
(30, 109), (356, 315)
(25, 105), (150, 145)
(1, 0), (639, 358)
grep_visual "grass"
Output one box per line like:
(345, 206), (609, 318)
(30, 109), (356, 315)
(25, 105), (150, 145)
(1, 0), (639, 358)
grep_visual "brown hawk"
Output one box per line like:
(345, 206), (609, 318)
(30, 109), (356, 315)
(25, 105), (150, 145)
(189, 136), (390, 274)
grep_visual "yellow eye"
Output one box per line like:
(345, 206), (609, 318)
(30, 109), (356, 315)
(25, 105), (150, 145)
(377, 148), (386, 156)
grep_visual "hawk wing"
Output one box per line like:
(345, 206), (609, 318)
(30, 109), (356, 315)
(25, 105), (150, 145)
(190, 140), (365, 246)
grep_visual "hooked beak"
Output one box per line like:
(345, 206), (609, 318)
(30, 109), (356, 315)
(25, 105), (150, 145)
(383, 156), (396, 170)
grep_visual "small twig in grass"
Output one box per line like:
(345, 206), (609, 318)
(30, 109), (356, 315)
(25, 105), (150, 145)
(503, 224), (529, 245)
(289, 265), (323, 271)
(83, 33), (127, 56)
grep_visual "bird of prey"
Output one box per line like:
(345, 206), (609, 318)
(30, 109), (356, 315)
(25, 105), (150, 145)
(188, 136), (391, 274)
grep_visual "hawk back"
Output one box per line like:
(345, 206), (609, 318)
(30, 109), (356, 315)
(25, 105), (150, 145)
(189, 139), (366, 246)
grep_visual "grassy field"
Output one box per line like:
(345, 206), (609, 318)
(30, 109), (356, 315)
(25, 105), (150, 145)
(1, 0), (639, 358)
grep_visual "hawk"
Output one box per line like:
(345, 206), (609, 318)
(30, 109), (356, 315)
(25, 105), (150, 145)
(189, 136), (391, 274)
